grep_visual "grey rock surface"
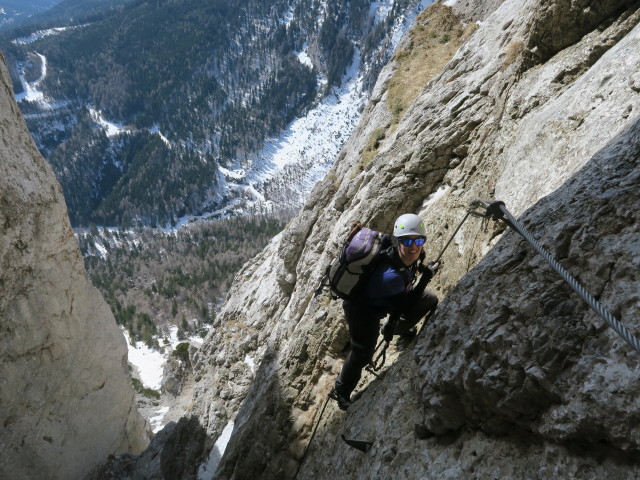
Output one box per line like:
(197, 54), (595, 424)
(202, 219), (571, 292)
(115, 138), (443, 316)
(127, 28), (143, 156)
(86, 416), (207, 480)
(0, 52), (149, 480)
(299, 116), (640, 480)
(158, 0), (640, 478)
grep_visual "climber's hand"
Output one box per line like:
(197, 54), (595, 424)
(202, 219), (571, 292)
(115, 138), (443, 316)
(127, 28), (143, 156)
(427, 260), (441, 274)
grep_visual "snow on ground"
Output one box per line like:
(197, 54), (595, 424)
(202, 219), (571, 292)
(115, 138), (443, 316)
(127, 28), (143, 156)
(388, 0), (434, 48)
(315, 0), (329, 29)
(197, 420), (235, 480)
(89, 107), (127, 137)
(12, 25), (86, 107)
(295, 45), (313, 69)
(124, 325), (205, 391)
(124, 325), (207, 433)
(13, 27), (172, 146)
(123, 330), (166, 390)
(89, 107), (171, 144)
(17, 1), (434, 231)
(150, 407), (170, 433)
(12, 27), (72, 45)
(14, 52), (49, 104)
(217, 165), (246, 181)
(149, 125), (171, 147)
(369, 1), (393, 24)
(240, 0), (434, 211)
(76, 226), (144, 259)
(245, 47), (365, 205)
(422, 185), (451, 210)
(244, 354), (256, 374)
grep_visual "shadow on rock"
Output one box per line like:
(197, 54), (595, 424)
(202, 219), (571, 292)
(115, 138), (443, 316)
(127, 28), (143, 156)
(86, 415), (209, 480)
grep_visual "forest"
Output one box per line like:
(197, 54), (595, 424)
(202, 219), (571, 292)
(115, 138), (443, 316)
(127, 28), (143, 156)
(78, 214), (289, 347)
(2, 0), (418, 228)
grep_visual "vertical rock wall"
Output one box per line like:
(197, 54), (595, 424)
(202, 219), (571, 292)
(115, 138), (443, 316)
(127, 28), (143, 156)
(184, 0), (640, 478)
(0, 53), (149, 480)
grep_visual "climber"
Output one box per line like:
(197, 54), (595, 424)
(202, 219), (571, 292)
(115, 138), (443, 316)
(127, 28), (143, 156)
(332, 213), (439, 410)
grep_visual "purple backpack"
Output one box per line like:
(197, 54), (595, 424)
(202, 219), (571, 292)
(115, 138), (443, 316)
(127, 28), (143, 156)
(319, 223), (387, 300)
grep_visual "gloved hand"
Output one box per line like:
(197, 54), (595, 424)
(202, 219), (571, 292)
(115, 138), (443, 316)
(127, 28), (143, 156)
(427, 260), (441, 274)
(419, 260), (440, 284)
(381, 320), (396, 342)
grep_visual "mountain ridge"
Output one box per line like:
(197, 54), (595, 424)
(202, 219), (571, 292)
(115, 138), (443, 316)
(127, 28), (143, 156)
(5, 0), (432, 228)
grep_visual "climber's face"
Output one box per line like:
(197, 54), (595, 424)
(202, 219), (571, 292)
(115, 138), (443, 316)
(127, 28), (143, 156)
(398, 236), (423, 266)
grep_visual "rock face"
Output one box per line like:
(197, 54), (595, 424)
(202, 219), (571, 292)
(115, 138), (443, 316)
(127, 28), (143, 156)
(183, 0), (640, 478)
(86, 416), (207, 480)
(0, 53), (149, 480)
(299, 113), (640, 480)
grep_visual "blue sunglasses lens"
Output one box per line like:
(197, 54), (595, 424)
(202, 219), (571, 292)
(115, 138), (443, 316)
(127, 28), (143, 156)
(399, 237), (426, 246)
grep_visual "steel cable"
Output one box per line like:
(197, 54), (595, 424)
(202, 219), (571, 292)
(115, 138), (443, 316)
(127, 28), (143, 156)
(495, 203), (640, 354)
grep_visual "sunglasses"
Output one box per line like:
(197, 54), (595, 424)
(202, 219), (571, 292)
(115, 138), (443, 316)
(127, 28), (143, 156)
(398, 237), (426, 247)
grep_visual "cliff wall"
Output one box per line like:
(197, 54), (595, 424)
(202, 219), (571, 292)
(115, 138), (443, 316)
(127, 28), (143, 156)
(0, 53), (149, 480)
(74, 0), (640, 478)
(186, 0), (640, 478)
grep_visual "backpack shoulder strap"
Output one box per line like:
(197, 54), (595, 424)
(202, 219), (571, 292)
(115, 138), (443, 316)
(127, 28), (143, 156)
(378, 246), (412, 285)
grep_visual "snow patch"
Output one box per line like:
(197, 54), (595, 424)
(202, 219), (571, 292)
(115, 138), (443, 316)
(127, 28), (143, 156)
(238, 1), (435, 213)
(149, 125), (171, 147)
(369, 1), (392, 24)
(455, 213), (467, 256)
(12, 27), (71, 45)
(282, 5), (294, 26)
(150, 407), (170, 434)
(246, 48), (366, 207)
(123, 325), (205, 391)
(197, 420), (235, 480)
(89, 109), (172, 144)
(422, 185), (451, 210)
(296, 44), (313, 69)
(89, 108), (127, 137)
(15, 52), (48, 104)
(244, 354), (256, 374)
(387, 0), (434, 49)
(218, 166), (246, 181)
(76, 227), (143, 259)
(124, 330), (166, 390)
(316, 0), (329, 29)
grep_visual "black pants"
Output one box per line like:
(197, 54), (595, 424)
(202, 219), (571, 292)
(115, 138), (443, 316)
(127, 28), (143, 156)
(335, 290), (438, 398)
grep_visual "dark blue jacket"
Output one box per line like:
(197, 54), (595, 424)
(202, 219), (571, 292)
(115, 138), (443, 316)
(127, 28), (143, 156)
(356, 248), (416, 321)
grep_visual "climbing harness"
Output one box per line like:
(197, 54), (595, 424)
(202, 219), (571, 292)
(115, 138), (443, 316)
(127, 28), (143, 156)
(470, 199), (640, 354)
(366, 339), (390, 373)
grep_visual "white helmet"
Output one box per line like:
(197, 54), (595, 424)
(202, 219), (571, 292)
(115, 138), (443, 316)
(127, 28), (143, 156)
(393, 213), (426, 237)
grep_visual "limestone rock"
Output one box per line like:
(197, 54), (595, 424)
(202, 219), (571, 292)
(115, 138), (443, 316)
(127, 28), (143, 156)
(159, 0), (640, 478)
(161, 346), (194, 397)
(86, 416), (207, 480)
(0, 52), (149, 480)
(297, 109), (640, 480)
